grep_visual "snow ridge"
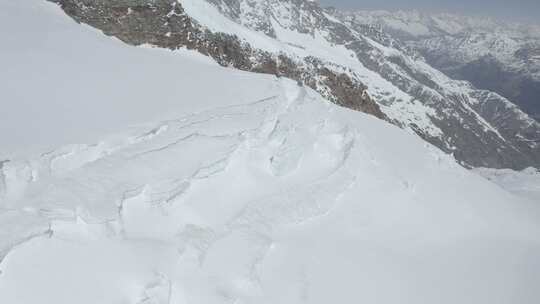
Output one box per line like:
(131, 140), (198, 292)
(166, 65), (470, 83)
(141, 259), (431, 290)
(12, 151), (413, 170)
(44, 0), (540, 169)
(1, 2), (540, 303)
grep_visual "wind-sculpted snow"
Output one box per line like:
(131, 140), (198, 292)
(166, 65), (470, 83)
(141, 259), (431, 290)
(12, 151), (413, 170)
(1, 80), (354, 227)
(2, 75), (540, 304)
(1, 1), (540, 303)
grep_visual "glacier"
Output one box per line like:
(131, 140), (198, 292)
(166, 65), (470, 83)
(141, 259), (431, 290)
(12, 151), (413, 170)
(0, 1), (539, 304)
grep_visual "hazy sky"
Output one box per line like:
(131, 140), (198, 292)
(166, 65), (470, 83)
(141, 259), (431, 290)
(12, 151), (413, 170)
(319, 0), (540, 22)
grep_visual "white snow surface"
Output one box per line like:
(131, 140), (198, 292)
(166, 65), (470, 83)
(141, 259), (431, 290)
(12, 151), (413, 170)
(474, 167), (540, 202)
(180, 0), (540, 148)
(1, 1), (540, 304)
(0, 0), (275, 160)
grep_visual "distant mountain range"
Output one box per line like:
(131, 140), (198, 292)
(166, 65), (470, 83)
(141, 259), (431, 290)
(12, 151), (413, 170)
(344, 10), (540, 121)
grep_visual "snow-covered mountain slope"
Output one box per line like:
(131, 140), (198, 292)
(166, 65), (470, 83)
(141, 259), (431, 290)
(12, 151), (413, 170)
(474, 167), (540, 202)
(47, 0), (540, 170)
(345, 10), (540, 121)
(0, 1), (282, 159)
(2, 1), (540, 303)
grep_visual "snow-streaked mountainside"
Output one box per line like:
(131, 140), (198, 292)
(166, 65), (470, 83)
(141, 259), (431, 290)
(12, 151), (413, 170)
(346, 10), (540, 39)
(2, 1), (540, 303)
(345, 10), (540, 121)
(46, 0), (540, 170)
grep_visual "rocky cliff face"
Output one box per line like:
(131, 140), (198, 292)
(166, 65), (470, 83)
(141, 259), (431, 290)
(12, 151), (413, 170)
(48, 0), (540, 170)
(49, 0), (385, 119)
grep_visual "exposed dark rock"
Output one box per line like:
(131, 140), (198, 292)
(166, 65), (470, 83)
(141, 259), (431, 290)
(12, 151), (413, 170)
(49, 0), (385, 120)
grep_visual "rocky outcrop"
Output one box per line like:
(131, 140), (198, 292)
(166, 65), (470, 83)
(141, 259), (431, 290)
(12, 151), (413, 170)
(49, 0), (385, 120)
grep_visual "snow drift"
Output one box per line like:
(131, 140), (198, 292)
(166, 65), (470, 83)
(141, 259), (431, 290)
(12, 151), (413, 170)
(0, 1), (539, 304)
